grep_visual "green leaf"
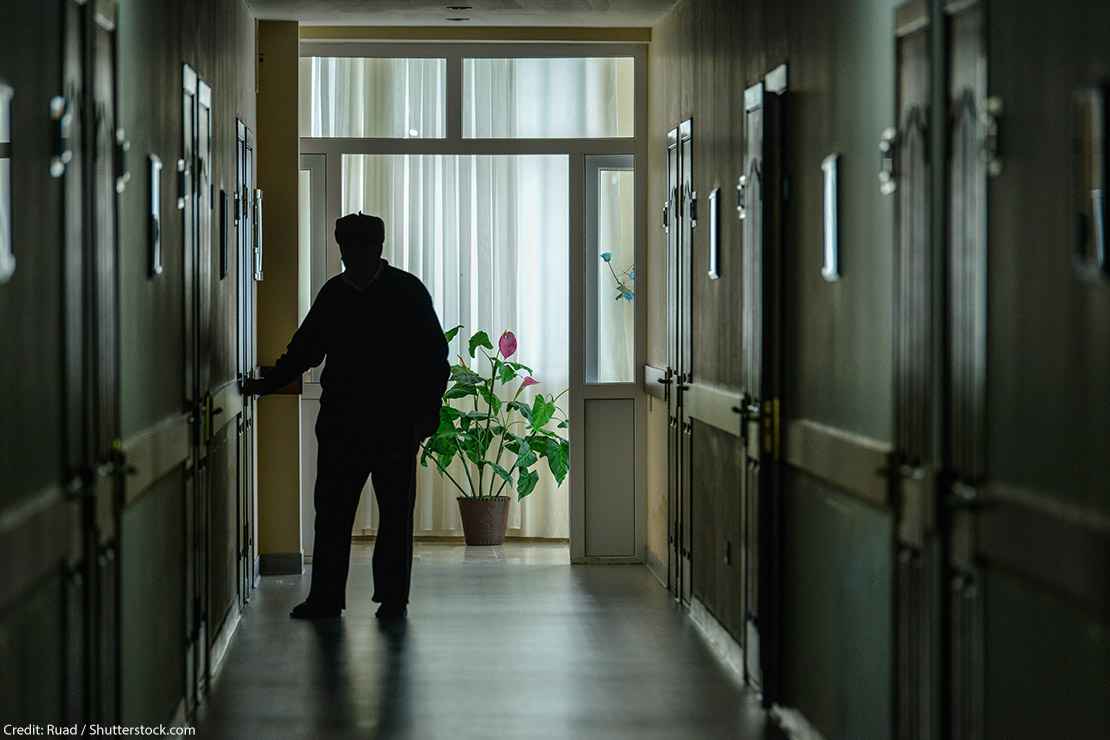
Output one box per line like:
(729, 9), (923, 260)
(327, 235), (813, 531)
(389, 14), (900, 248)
(557, 419), (568, 429)
(517, 469), (540, 500)
(531, 395), (556, 430)
(463, 410), (488, 421)
(444, 384), (477, 400)
(468, 330), (493, 358)
(451, 366), (484, 387)
(444, 324), (464, 343)
(433, 445), (457, 471)
(507, 361), (534, 375)
(477, 385), (502, 414)
(498, 363), (519, 384)
(488, 462), (513, 484)
(508, 400), (533, 423)
(528, 435), (568, 486)
(513, 444), (538, 471)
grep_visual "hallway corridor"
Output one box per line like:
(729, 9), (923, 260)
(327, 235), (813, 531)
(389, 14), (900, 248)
(199, 544), (780, 740)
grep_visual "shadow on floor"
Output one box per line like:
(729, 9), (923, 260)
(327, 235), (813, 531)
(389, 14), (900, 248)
(198, 543), (783, 739)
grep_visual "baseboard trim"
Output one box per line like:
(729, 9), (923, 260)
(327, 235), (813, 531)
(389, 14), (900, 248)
(645, 549), (667, 589)
(208, 601), (242, 684)
(770, 705), (828, 740)
(168, 697), (188, 727)
(259, 552), (303, 576)
(688, 596), (745, 684)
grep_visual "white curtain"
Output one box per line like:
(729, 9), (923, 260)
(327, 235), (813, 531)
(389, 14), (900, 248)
(299, 57), (631, 539)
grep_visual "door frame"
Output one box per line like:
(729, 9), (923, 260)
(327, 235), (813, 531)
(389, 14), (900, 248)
(298, 41), (649, 561)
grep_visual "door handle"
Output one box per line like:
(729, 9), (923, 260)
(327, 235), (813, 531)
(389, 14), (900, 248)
(736, 175), (748, 220)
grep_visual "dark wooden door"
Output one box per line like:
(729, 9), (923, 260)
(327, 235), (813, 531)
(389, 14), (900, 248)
(180, 62), (203, 714)
(664, 120), (695, 605)
(664, 125), (680, 597)
(89, 5), (123, 723)
(890, 6), (938, 739)
(236, 120), (256, 606)
(61, 0), (90, 722)
(943, 4), (987, 738)
(0, 0), (93, 724)
(738, 71), (786, 703)
(676, 120), (694, 608)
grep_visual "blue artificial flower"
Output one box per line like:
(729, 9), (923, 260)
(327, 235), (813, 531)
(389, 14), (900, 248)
(600, 251), (612, 262)
(627, 268), (636, 280)
(622, 290), (634, 302)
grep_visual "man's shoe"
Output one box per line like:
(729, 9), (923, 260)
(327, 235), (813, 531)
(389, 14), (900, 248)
(289, 601), (341, 620)
(375, 604), (407, 621)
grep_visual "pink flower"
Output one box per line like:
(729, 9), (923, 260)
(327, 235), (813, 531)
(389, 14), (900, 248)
(520, 376), (539, 389)
(498, 331), (517, 358)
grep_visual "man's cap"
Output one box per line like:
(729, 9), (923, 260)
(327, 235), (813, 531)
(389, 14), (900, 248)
(335, 212), (385, 247)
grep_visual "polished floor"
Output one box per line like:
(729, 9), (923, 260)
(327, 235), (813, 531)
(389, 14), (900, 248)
(198, 543), (782, 739)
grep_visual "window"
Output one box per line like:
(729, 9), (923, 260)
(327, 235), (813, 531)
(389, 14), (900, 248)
(585, 155), (635, 383)
(463, 57), (634, 138)
(299, 57), (446, 138)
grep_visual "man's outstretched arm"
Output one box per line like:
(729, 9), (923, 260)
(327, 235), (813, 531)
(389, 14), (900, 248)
(245, 291), (328, 397)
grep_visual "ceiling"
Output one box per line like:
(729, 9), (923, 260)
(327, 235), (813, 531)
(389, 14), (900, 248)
(247, 0), (678, 27)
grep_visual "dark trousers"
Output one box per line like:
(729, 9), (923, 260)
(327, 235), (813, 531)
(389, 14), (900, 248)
(307, 416), (418, 610)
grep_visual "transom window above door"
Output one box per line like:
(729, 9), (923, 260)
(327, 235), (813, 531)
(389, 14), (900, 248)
(298, 48), (636, 141)
(463, 57), (633, 139)
(299, 57), (447, 138)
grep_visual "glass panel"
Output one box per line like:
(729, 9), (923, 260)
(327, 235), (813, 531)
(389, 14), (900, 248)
(586, 156), (635, 384)
(0, 82), (13, 283)
(299, 57), (446, 138)
(463, 58), (634, 138)
(341, 154), (570, 531)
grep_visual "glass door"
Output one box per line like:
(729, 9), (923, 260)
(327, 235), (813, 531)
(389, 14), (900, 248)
(572, 154), (642, 562)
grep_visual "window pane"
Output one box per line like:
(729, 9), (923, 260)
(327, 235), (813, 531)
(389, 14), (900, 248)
(585, 156), (635, 385)
(341, 153), (568, 389)
(341, 154), (570, 515)
(299, 57), (446, 138)
(463, 58), (634, 138)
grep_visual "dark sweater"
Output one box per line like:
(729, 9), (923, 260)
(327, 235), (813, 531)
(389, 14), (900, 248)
(257, 261), (449, 437)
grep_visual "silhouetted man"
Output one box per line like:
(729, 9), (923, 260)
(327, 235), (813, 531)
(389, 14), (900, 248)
(244, 213), (448, 621)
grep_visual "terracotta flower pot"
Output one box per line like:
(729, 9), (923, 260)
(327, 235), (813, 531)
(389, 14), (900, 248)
(457, 496), (511, 545)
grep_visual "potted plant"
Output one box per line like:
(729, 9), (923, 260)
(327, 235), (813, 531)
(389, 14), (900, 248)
(419, 327), (570, 545)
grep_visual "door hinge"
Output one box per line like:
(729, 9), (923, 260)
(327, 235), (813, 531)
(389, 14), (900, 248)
(879, 127), (898, 195)
(981, 96), (1003, 177)
(114, 127), (131, 193)
(49, 95), (74, 178)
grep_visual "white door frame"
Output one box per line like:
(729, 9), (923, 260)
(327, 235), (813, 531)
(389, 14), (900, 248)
(298, 40), (648, 563)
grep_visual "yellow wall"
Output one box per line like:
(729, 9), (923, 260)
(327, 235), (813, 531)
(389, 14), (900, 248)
(256, 20), (302, 561)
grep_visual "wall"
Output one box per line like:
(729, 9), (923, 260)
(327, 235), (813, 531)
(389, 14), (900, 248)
(647, 2), (1110, 740)
(255, 20), (303, 569)
(0, 0), (257, 725)
(118, 0), (258, 724)
(647, 0), (900, 736)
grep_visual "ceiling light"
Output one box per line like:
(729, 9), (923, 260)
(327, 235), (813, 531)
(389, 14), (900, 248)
(445, 17), (471, 22)
(446, 5), (473, 9)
